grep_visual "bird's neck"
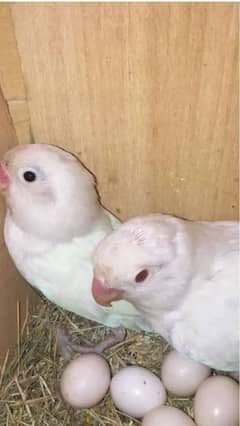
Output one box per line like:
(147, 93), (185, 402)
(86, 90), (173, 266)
(7, 202), (109, 243)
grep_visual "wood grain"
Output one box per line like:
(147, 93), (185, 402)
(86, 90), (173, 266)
(0, 4), (32, 144)
(10, 3), (239, 220)
(0, 88), (37, 364)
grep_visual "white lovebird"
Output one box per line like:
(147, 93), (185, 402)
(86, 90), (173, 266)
(92, 214), (239, 371)
(0, 144), (150, 354)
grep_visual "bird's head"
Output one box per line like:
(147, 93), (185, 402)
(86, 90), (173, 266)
(92, 214), (191, 309)
(0, 144), (100, 240)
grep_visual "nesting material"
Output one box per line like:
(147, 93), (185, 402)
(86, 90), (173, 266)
(0, 298), (193, 425)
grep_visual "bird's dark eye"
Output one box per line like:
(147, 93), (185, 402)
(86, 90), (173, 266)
(135, 269), (149, 283)
(23, 171), (36, 182)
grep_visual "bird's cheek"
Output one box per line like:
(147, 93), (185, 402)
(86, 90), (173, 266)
(0, 161), (11, 190)
(92, 277), (124, 307)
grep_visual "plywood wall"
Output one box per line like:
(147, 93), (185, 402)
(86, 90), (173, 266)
(0, 88), (38, 364)
(2, 3), (239, 221)
(0, 4), (32, 145)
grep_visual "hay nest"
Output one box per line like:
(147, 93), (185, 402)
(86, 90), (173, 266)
(0, 298), (194, 425)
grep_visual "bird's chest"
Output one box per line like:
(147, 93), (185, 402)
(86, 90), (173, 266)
(15, 243), (93, 302)
(139, 306), (180, 343)
(4, 218), (97, 307)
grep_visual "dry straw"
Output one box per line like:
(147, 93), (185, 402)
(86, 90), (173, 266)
(0, 299), (193, 425)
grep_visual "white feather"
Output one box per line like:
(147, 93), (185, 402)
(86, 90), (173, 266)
(94, 214), (239, 371)
(1, 144), (150, 332)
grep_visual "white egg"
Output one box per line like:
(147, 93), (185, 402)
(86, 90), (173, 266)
(110, 365), (167, 418)
(194, 375), (239, 426)
(161, 350), (211, 397)
(142, 405), (196, 426)
(60, 353), (111, 408)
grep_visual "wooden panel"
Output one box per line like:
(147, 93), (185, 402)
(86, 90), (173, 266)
(0, 4), (32, 144)
(11, 3), (238, 220)
(0, 87), (37, 365)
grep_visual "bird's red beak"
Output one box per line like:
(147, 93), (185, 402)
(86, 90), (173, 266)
(92, 277), (124, 307)
(0, 161), (11, 190)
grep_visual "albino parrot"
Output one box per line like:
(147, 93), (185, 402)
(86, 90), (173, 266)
(0, 144), (150, 356)
(92, 213), (239, 371)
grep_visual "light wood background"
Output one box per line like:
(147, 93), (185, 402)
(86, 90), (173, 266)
(1, 3), (238, 221)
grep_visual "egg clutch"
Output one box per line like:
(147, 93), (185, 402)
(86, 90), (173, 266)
(59, 350), (239, 425)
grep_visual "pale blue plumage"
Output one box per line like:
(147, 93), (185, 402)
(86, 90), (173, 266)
(4, 209), (150, 331)
(0, 144), (151, 333)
